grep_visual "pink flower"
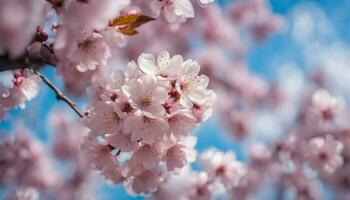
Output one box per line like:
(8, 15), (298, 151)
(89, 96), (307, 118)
(11, 69), (41, 108)
(308, 89), (342, 122)
(176, 59), (211, 108)
(150, 0), (195, 23)
(83, 102), (124, 136)
(124, 115), (169, 144)
(125, 170), (163, 194)
(167, 110), (196, 138)
(122, 75), (168, 116)
(123, 144), (161, 176)
(307, 135), (343, 174)
(162, 136), (197, 171)
(138, 50), (183, 78)
(100, 160), (123, 184)
(200, 149), (246, 188)
(68, 33), (111, 72)
(80, 133), (116, 170)
(106, 132), (138, 152)
(186, 172), (213, 200)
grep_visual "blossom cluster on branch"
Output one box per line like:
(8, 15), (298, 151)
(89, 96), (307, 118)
(81, 51), (216, 194)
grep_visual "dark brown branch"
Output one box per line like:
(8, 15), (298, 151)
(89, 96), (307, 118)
(30, 68), (84, 118)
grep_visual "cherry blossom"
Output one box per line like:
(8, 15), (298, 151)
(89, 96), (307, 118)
(79, 50), (215, 195)
(307, 135), (344, 174)
(150, 0), (195, 23)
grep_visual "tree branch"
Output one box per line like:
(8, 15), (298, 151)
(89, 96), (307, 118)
(30, 69), (84, 118)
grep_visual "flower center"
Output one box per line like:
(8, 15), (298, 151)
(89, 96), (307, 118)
(141, 97), (152, 106)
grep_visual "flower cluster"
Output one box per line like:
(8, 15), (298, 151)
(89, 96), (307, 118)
(0, 69), (41, 121)
(154, 149), (246, 200)
(81, 50), (216, 195)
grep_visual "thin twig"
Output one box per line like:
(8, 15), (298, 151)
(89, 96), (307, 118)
(30, 68), (84, 118)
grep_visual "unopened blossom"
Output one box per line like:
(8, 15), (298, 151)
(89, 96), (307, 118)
(150, 0), (195, 23)
(307, 135), (343, 174)
(200, 149), (246, 188)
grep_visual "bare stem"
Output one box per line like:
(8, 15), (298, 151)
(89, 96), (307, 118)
(30, 68), (84, 118)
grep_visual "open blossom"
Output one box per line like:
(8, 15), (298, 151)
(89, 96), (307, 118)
(0, 69), (41, 120)
(307, 135), (343, 174)
(200, 149), (246, 188)
(125, 170), (163, 195)
(150, 0), (195, 23)
(122, 75), (168, 116)
(124, 115), (169, 144)
(68, 33), (111, 72)
(176, 60), (211, 108)
(308, 89), (342, 122)
(81, 50), (216, 195)
(138, 51), (183, 78)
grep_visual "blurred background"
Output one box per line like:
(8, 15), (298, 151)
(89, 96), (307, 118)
(2, 0), (350, 199)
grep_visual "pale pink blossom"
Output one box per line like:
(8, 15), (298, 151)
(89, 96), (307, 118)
(138, 50), (183, 78)
(124, 115), (169, 144)
(83, 102), (124, 136)
(106, 132), (138, 152)
(162, 136), (197, 171)
(308, 89), (342, 122)
(125, 170), (163, 195)
(186, 172), (213, 200)
(80, 133), (116, 170)
(307, 135), (343, 174)
(122, 75), (168, 116)
(11, 69), (41, 108)
(176, 59), (211, 108)
(150, 0), (195, 23)
(68, 33), (111, 72)
(167, 110), (196, 138)
(123, 144), (161, 176)
(200, 149), (246, 188)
